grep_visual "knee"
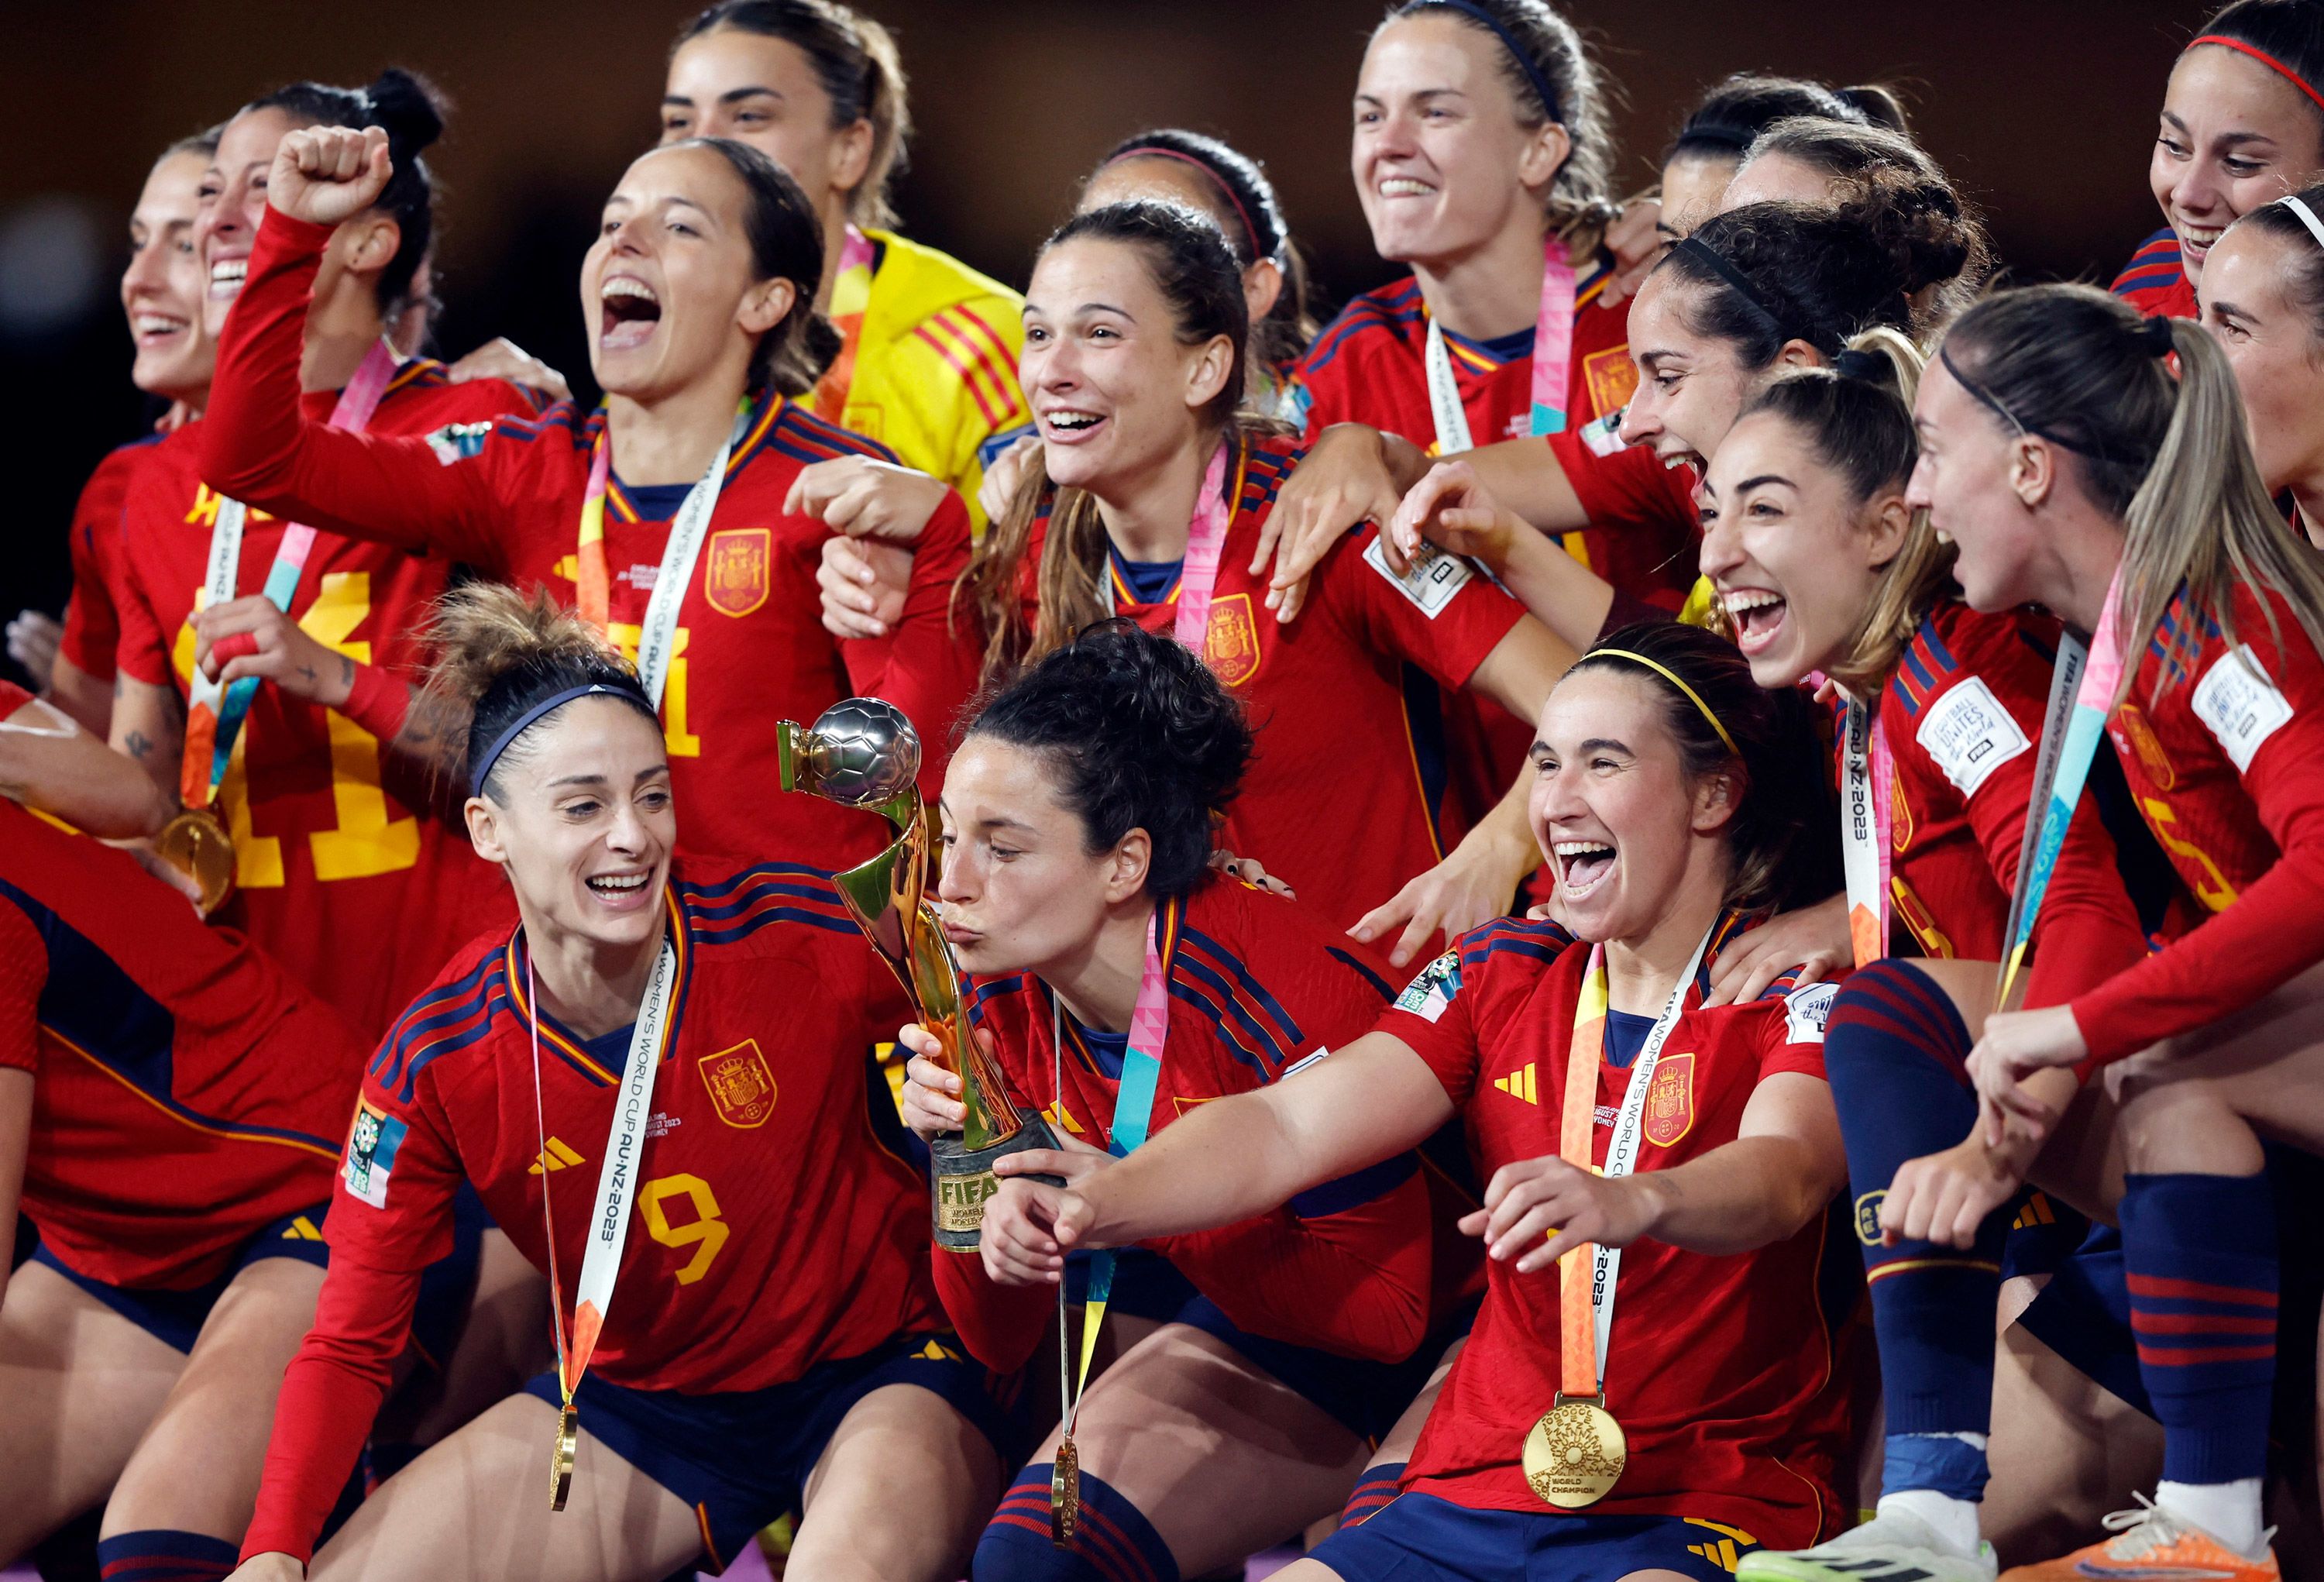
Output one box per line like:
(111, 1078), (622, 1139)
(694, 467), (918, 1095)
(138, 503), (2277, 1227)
(2104, 1061), (2226, 1168)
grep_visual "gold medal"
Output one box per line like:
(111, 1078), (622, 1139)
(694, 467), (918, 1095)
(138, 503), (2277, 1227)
(156, 807), (235, 914)
(1050, 1435), (1081, 1545)
(1521, 1394), (1626, 1508)
(548, 1402), (578, 1511)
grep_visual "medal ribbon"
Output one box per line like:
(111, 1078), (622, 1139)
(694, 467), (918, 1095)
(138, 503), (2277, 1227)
(1995, 566), (2126, 1009)
(1838, 694), (1896, 968)
(1057, 900), (1180, 1447)
(810, 225), (878, 425)
(572, 400), (758, 707)
(524, 892), (684, 1429)
(178, 341), (398, 812)
(1556, 920), (1720, 1397)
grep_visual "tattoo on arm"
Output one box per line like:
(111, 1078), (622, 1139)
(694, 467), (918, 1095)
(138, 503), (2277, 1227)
(124, 731), (153, 761)
(340, 656), (354, 691)
(394, 686), (471, 775)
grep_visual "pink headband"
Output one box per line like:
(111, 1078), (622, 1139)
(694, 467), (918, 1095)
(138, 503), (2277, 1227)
(2188, 33), (2324, 118)
(1104, 146), (1272, 263)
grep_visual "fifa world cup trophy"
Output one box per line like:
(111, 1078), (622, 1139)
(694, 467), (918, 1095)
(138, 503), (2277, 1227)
(776, 699), (1059, 1248)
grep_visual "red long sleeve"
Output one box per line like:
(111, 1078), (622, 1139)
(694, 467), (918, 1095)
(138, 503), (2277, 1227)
(201, 212), (507, 568)
(1149, 1171), (1432, 1364)
(931, 1240), (1057, 1374)
(240, 1256), (422, 1563)
(2071, 592), (2324, 1064)
(837, 493), (983, 796)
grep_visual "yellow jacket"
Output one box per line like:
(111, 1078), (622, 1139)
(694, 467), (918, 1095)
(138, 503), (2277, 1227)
(813, 228), (1027, 534)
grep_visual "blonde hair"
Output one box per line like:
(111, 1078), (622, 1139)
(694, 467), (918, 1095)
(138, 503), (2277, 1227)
(1938, 284), (2324, 704)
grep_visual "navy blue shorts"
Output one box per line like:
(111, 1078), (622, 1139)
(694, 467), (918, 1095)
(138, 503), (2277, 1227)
(1311, 1491), (1762, 1582)
(29, 1202), (332, 1355)
(1078, 1249), (1466, 1445)
(520, 1332), (1007, 1571)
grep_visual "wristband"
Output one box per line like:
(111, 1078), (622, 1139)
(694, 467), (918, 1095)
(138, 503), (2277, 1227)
(340, 662), (412, 744)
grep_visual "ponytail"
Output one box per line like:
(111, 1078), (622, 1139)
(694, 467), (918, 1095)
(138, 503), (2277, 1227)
(1939, 283), (2324, 704)
(1736, 327), (1950, 694)
(421, 585), (659, 801)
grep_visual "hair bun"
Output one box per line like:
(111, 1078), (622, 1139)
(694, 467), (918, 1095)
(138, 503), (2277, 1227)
(1834, 83), (1912, 135)
(363, 67), (447, 157)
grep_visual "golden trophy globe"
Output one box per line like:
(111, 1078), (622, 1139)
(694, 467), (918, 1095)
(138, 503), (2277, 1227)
(776, 698), (1058, 1249)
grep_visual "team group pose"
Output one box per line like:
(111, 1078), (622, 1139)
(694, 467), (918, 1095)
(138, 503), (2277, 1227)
(15, 2), (2324, 1581)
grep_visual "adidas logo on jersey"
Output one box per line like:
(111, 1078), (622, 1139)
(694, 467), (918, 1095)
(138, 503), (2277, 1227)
(1493, 1063), (1538, 1104)
(1683, 1520), (1755, 1574)
(280, 1215), (325, 1242)
(2013, 1192), (2057, 1231)
(1042, 1099), (1085, 1135)
(529, 1137), (586, 1174)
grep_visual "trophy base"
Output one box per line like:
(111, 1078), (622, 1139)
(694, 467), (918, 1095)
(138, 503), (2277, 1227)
(931, 1119), (1062, 1250)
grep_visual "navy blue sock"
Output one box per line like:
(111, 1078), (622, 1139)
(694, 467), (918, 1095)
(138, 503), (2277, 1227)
(2122, 1171), (2279, 1484)
(1340, 1461), (1404, 1529)
(1824, 961), (2009, 1497)
(975, 1463), (1181, 1582)
(92, 1530), (240, 1582)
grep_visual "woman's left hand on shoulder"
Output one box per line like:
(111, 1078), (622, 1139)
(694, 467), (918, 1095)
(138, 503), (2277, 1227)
(1460, 1154), (1656, 1274)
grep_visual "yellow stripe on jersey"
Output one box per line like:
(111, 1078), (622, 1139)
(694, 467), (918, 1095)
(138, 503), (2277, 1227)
(821, 229), (1027, 536)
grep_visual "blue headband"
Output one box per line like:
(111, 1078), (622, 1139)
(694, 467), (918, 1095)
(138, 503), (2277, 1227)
(470, 683), (641, 796)
(1425, 0), (1563, 124)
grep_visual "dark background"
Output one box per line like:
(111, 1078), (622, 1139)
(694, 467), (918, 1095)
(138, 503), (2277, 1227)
(2, 0), (2205, 672)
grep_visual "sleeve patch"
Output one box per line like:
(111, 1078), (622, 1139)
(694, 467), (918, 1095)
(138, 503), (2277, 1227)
(342, 1100), (408, 1209)
(1783, 981), (1839, 1044)
(1914, 676), (2032, 796)
(1577, 408), (1627, 458)
(1363, 537), (1475, 618)
(2191, 645), (2293, 772)
(1394, 949), (1463, 1023)
(424, 421), (493, 465)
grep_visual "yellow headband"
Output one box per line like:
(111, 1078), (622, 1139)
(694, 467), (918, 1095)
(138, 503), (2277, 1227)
(1590, 648), (1741, 757)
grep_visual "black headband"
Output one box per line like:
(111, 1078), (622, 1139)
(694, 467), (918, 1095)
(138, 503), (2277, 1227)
(1426, 1), (1563, 123)
(1936, 316), (2172, 465)
(1673, 119), (1759, 156)
(1671, 236), (1788, 340)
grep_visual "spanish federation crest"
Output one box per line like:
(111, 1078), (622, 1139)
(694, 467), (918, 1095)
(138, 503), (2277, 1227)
(1642, 1052), (1695, 1148)
(703, 528), (772, 618)
(1203, 593), (1262, 687)
(700, 1039), (779, 1128)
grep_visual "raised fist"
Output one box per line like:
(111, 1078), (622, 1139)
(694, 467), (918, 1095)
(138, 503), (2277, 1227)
(268, 125), (392, 229)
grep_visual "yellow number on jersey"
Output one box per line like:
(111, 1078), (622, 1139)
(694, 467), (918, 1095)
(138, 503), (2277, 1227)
(2140, 796), (2240, 913)
(640, 1172), (729, 1285)
(172, 570), (418, 887)
(602, 621), (698, 757)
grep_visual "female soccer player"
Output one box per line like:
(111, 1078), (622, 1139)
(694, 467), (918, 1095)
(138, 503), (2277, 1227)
(0, 676), (364, 1582)
(827, 126), (1318, 641)
(224, 584), (1004, 1582)
(197, 123), (982, 879)
(1676, 344), (2172, 1582)
(978, 621), (1852, 1577)
(2199, 181), (2324, 542)
(1897, 284), (2324, 1581)
(2114, 0), (2324, 320)
(107, 74), (543, 1038)
(957, 199), (1574, 964)
(29, 130), (222, 738)
(1720, 118), (1994, 332)
(1656, 74), (1906, 246)
(660, 0), (1027, 531)
(893, 619), (1446, 1580)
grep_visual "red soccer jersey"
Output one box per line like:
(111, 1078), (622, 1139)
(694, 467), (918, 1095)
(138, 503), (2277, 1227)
(1380, 915), (1849, 1546)
(1881, 602), (2153, 1008)
(115, 366), (535, 1041)
(1077, 435), (1526, 934)
(0, 779), (357, 1290)
(57, 438), (160, 682)
(244, 858), (942, 1561)
(200, 211), (982, 875)
(2074, 583), (2324, 1063)
(1289, 266), (1700, 610)
(2113, 226), (2199, 322)
(937, 875), (1437, 1370)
